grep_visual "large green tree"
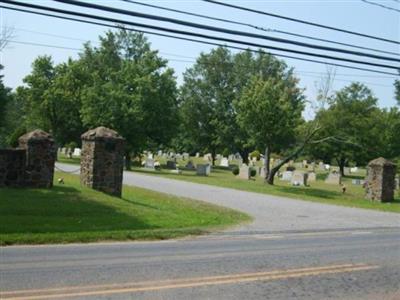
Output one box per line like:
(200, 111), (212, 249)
(179, 47), (235, 165)
(235, 72), (305, 184)
(312, 83), (382, 175)
(78, 30), (178, 168)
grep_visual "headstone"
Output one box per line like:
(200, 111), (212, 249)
(197, 164), (211, 176)
(289, 160), (294, 167)
(228, 154), (234, 161)
(182, 152), (189, 160)
(325, 171), (341, 185)
(308, 171), (316, 182)
(157, 150), (163, 156)
(238, 165), (250, 180)
(352, 179), (365, 185)
(319, 162), (325, 170)
(195, 152), (200, 158)
(80, 127), (125, 197)
(291, 171), (308, 186)
(170, 169), (182, 174)
(282, 171), (293, 181)
(365, 157), (397, 202)
(220, 157), (229, 167)
(203, 153), (212, 162)
(216, 154), (221, 160)
(237, 158), (243, 167)
(394, 176), (399, 190)
(325, 164), (331, 171)
(166, 160), (177, 169)
(252, 157), (257, 163)
(175, 153), (182, 160)
(259, 166), (266, 178)
(302, 160), (308, 168)
(350, 167), (358, 173)
(73, 148), (81, 156)
(144, 158), (155, 169)
(147, 153), (153, 159)
(185, 160), (196, 170)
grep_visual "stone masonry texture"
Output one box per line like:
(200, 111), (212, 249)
(80, 126), (125, 197)
(365, 157), (396, 202)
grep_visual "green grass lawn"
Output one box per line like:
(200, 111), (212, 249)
(57, 153), (400, 213)
(0, 172), (250, 245)
(131, 164), (400, 214)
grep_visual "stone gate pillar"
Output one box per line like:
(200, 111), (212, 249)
(18, 130), (56, 188)
(365, 157), (396, 202)
(80, 127), (125, 197)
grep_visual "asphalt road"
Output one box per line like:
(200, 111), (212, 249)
(1, 228), (399, 299)
(1, 164), (399, 299)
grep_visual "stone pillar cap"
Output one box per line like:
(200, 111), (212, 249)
(81, 126), (124, 141)
(367, 157), (396, 167)
(18, 129), (53, 142)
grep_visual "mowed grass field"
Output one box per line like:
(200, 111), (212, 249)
(0, 172), (250, 245)
(58, 153), (400, 213)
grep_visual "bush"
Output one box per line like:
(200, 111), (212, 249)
(232, 166), (239, 175)
(249, 150), (261, 161)
(250, 168), (257, 177)
(286, 166), (296, 171)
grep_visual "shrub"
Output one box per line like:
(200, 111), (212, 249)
(232, 166), (239, 175)
(249, 150), (261, 161)
(286, 166), (296, 171)
(250, 168), (257, 177)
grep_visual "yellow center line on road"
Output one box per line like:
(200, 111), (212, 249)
(1, 263), (379, 300)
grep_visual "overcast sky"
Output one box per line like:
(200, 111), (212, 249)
(1, 0), (399, 119)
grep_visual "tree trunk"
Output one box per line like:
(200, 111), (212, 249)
(239, 149), (249, 165)
(266, 138), (314, 185)
(337, 157), (346, 177)
(125, 151), (131, 171)
(264, 146), (270, 182)
(211, 148), (216, 166)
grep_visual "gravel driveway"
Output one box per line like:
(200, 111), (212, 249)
(58, 163), (400, 233)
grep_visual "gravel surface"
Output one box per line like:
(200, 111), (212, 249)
(57, 163), (399, 233)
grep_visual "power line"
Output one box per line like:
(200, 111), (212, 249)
(121, 0), (400, 57)
(9, 27), (400, 80)
(3, 1), (399, 71)
(1, 4), (399, 76)
(203, 0), (400, 45)
(361, 0), (400, 13)
(52, 0), (400, 63)
(7, 40), (395, 88)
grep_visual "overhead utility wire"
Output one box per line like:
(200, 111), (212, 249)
(7, 40), (394, 88)
(52, 0), (400, 63)
(203, 0), (400, 45)
(4, 1), (399, 71)
(1, 4), (398, 76)
(361, 0), (400, 13)
(121, 0), (399, 57)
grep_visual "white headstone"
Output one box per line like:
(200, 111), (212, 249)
(350, 167), (358, 173)
(196, 164), (211, 176)
(291, 171), (308, 186)
(220, 157), (229, 167)
(325, 164), (331, 171)
(73, 148), (81, 156)
(238, 165), (250, 180)
(144, 158), (155, 169)
(282, 171), (293, 181)
(308, 171), (316, 182)
(325, 171), (341, 184)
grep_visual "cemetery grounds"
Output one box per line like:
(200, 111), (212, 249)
(57, 153), (400, 213)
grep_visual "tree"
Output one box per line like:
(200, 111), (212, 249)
(179, 47), (235, 165)
(235, 73), (305, 184)
(78, 29), (178, 169)
(15, 56), (84, 146)
(312, 83), (381, 175)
